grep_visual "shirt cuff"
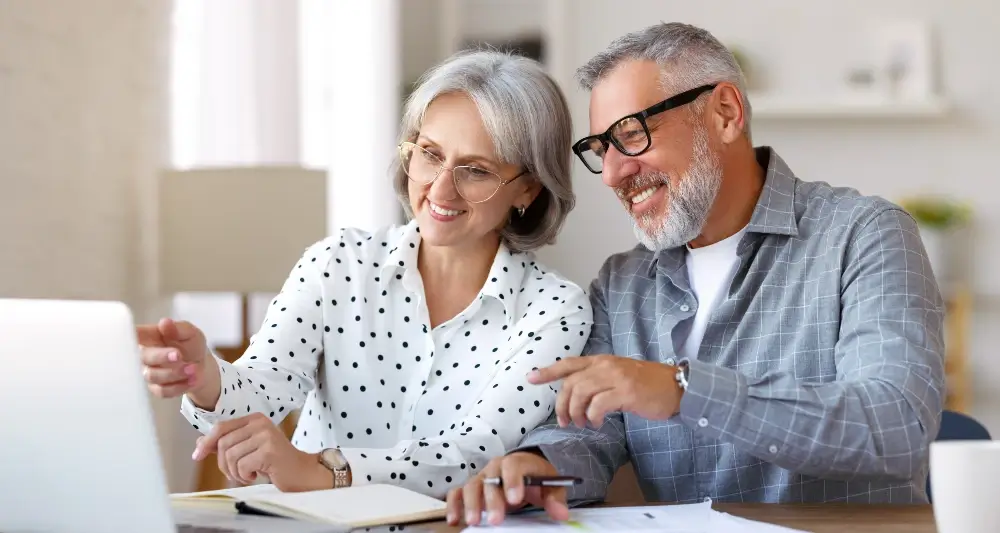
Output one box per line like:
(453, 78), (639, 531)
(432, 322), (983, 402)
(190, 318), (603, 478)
(677, 357), (748, 441)
(179, 354), (239, 423)
(509, 441), (591, 502)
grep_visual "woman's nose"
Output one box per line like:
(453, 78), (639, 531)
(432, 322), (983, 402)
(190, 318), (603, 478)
(427, 167), (460, 201)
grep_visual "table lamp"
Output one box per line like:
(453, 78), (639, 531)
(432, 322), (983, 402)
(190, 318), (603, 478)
(158, 165), (327, 490)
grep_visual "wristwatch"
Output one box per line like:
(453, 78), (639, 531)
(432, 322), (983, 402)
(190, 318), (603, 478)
(674, 360), (690, 391)
(319, 448), (352, 488)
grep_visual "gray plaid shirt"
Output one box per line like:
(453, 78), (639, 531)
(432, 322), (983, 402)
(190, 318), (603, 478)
(519, 147), (945, 504)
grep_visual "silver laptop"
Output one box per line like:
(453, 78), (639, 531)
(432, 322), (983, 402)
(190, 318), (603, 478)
(0, 298), (345, 533)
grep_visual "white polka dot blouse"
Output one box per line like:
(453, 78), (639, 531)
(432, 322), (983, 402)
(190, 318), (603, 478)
(180, 220), (594, 498)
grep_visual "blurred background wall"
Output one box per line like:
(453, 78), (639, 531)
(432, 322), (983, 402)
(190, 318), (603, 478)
(1, 0), (995, 492)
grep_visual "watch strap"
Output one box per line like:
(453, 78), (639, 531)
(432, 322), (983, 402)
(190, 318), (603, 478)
(675, 360), (690, 391)
(319, 448), (352, 488)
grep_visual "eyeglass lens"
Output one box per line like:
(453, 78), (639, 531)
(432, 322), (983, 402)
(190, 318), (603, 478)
(400, 143), (504, 203)
(577, 116), (650, 173)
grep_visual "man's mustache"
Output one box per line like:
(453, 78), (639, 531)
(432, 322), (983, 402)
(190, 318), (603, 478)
(615, 172), (671, 201)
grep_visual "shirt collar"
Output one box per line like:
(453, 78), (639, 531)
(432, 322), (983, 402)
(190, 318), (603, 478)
(378, 219), (421, 287)
(651, 146), (801, 277)
(745, 146), (800, 238)
(479, 244), (529, 321)
(377, 220), (527, 321)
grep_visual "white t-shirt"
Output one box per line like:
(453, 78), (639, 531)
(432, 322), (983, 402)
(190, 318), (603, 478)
(680, 225), (749, 361)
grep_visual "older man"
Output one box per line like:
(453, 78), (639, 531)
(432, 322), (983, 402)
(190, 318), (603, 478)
(446, 22), (945, 526)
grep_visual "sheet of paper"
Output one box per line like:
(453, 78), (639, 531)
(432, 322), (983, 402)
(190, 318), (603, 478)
(709, 511), (811, 533)
(463, 501), (715, 532)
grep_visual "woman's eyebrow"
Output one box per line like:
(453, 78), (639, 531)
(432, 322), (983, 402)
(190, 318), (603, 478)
(416, 135), (499, 167)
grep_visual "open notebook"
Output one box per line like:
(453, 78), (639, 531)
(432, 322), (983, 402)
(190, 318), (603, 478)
(171, 483), (447, 529)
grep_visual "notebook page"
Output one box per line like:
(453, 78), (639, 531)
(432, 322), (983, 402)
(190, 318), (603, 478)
(171, 483), (281, 500)
(248, 483), (447, 525)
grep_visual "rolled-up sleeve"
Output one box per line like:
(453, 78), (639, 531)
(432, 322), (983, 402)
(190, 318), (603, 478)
(678, 207), (945, 481)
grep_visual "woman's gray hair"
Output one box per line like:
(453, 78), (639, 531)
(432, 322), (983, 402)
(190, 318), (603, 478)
(392, 49), (575, 253)
(576, 22), (753, 141)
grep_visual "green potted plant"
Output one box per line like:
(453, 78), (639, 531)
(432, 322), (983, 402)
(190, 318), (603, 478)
(899, 195), (971, 283)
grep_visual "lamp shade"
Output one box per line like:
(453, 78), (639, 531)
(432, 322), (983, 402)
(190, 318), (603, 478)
(159, 166), (327, 294)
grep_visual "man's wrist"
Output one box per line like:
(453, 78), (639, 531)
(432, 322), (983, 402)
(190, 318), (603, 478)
(671, 360), (690, 416)
(514, 447), (547, 460)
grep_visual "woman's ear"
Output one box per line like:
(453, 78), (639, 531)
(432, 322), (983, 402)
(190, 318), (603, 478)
(515, 176), (543, 210)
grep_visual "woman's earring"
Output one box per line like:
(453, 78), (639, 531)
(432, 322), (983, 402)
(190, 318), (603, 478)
(517, 205), (526, 217)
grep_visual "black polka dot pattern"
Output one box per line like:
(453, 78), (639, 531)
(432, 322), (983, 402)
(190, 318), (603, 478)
(179, 221), (594, 499)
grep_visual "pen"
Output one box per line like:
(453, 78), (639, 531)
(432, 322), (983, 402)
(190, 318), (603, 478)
(483, 475), (582, 487)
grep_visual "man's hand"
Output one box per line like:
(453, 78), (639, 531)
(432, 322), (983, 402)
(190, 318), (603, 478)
(137, 318), (220, 409)
(527, 355), (683, 428)
(192, 413), (332, 492)
(446, 451), (569, 527)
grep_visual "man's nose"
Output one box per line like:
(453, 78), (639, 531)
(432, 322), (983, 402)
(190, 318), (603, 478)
(601, 145), (640, 188)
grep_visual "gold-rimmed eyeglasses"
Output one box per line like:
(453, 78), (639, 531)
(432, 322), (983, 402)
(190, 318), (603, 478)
(398, 141), (528, 204)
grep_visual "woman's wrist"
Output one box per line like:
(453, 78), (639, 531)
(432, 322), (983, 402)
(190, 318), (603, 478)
(187, 357), (222, 410)
(301, 452), (336, 491)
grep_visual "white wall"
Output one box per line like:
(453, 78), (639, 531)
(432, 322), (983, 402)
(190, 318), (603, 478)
(540, 0), (1000, 435)
(0, 0), (187, 488)
(403, 0), (1000, 435)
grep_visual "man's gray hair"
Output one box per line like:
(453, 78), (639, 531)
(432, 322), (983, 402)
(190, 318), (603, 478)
(393, 49), (575, 253)
(577, 22), (752, 140)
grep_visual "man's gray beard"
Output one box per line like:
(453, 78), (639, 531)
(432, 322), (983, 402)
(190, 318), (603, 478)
(629, 125), (722, 251)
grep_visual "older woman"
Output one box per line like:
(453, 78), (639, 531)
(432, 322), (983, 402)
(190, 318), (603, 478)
(138, 50), (593, 499)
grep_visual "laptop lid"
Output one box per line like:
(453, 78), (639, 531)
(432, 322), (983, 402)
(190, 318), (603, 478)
(0, 298), (177, 533)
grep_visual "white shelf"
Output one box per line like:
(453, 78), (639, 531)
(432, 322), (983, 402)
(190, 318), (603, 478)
(749, 94), (952, 120)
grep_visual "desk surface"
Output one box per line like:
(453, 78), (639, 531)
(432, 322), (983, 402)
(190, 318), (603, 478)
(413, 503), (936, 532)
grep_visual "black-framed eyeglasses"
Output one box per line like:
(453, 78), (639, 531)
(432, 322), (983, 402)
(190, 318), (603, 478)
(571, 84), (717, 174)
(398, 141), (528, 203)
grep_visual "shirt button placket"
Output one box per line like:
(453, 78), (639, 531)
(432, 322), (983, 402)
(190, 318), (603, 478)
(403, 291), (433, 437)
(694, 438), (714, 501)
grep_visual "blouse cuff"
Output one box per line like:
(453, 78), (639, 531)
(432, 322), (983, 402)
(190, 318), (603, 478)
(179, 354), (241, 426)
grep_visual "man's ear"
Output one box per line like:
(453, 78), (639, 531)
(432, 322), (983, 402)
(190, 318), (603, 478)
(710, 83), (746, 144)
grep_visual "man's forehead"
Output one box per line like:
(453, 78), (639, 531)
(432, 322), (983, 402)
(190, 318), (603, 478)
(588, 59), (665, 134)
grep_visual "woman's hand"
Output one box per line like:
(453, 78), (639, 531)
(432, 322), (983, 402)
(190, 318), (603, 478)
(192, 413), (333, 492)
(137, 318), (220, 409)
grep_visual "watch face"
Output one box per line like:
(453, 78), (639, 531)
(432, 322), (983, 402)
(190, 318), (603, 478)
(321, 448), (347, 469)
